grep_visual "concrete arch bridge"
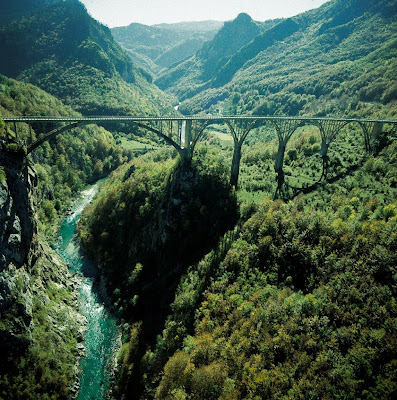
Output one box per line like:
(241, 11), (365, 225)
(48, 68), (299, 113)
(3, 115), (397, 195)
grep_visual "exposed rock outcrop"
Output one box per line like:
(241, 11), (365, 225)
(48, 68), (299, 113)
(0, 150), (85, 398)
(0, 152), (36, 350)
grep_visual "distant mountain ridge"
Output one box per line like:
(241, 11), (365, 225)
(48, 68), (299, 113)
(0, 0), (175, 115)
(111, 20), (224, 76)
(155, 13), (281, 100)
(156, 0), (397, 118)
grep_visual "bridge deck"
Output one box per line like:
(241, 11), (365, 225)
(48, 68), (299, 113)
(2, 115), (397, 124)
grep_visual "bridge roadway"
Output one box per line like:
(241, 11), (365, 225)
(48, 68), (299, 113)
(3, 115), (397, 195)
(2, 115), (397, 124)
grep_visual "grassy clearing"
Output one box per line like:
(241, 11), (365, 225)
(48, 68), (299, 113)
(118, 136), (159, 152)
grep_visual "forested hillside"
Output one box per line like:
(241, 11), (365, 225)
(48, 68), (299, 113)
(80, 1), (397, 398)
(0, 0), (396, 398)
(78, 147), (238, 398)
(111, 21), (223, 76)
(156, 0), (397, 117)
(155, 13), (278, 100)
(79, 124), (397, 398)
(0, 74), (130, 237)
(0, 0), (175, 115)
(0, 62), (139, 397)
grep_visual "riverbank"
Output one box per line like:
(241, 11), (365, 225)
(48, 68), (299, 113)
(0, 154), (88, 399)
(56, 181), (120, 400)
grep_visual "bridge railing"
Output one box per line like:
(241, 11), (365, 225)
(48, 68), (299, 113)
(2, 115), (397, 197)
(3, 115), (397, 124)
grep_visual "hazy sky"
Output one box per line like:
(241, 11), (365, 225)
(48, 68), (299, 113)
(80, 0), (330, 27)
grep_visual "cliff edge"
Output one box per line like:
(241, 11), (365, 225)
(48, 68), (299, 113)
(0, 150), (85, 399)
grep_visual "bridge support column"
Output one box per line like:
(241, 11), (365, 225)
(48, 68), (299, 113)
(13, 122), (18, 142)
(372, 122), (383, 150)
(271, 119), (302, 199)
(316, 120), (347, 181)
(319, 139), (331, 181)
(184, 120), (192, 156)
(274, 141), (286, 193)
(230, 141), (242, 188)
(180, 120), (193, 165)
(226, 119), (258, 188)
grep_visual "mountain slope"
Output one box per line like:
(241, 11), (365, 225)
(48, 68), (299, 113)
(0, 0), (175, 115)
(0, 151), (85, 399)
(111, 20), (223, 76)
(155, 13), (280, 101)
(77, 126), (397, 399)
(0, 74), (130, 237)
(0, 72), (133, 398)
(157, 0), (397, 117)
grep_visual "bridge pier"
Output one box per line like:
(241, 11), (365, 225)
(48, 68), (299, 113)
(271, 119), (302, 199)
(182, 120), (192, 159)
(316, 120), (347, 181)
(371, 121), (383, 151)
(226, 119), (258, 188)
(230, 141), (242, 188)
(274, 141), (286, 191)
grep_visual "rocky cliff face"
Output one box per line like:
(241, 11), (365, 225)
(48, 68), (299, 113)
(0, 152), (37, 349)
(0, 151), (85, 398)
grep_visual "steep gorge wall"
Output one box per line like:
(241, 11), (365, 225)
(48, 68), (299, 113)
(0, 152), (85, 399)
(0, 153), (37, 349)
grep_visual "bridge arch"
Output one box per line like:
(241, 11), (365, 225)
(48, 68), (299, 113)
(26, 120), (188, 158)
(225, 119), (260, 187)
(131, 121), (184, 157)
(27, 121), (87, 154)
(344, 120), (383, 153)
(26, 119), (215, 163)
(3, 115), (395, 198)
(268, 119), (304, 197)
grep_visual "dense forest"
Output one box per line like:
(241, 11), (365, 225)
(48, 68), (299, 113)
(0, 74), (131, 238)
(155, 0), (397, 117)
(0, 0), (176, 115)
(0, 72), (133, 399)
(78, 122), (397, 399)
(78, 2), (397, 397)
(0, 0), (396, 399)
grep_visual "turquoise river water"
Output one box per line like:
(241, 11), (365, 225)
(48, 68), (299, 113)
(56, 182), (119, 400)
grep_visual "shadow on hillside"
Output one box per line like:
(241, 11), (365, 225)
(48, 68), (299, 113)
(289, 163), (362, 199)
(81, 158), (239, 398)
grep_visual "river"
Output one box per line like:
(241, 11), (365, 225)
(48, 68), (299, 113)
(56, 181), (119, 400)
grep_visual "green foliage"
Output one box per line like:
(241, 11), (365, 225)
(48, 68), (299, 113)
(155, 197), (397, 399)
(79, 147), (238, 309)
(156, 13), (274, 101)
(0, 244), (83, 400)
(1, 1), (396, 399)
(0, 74), (131, 398)
(79, 147), (238, 398)
(0, 117), (5, 137)
(0, 166), (5, 184)
(111, 20), (223, 75)
(157, 0), (397, 118)
(213, 18), (299, 88)
(0, 0), (176, 116)
(110, 134), (397, 399)
(0, 74), (131, 238)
